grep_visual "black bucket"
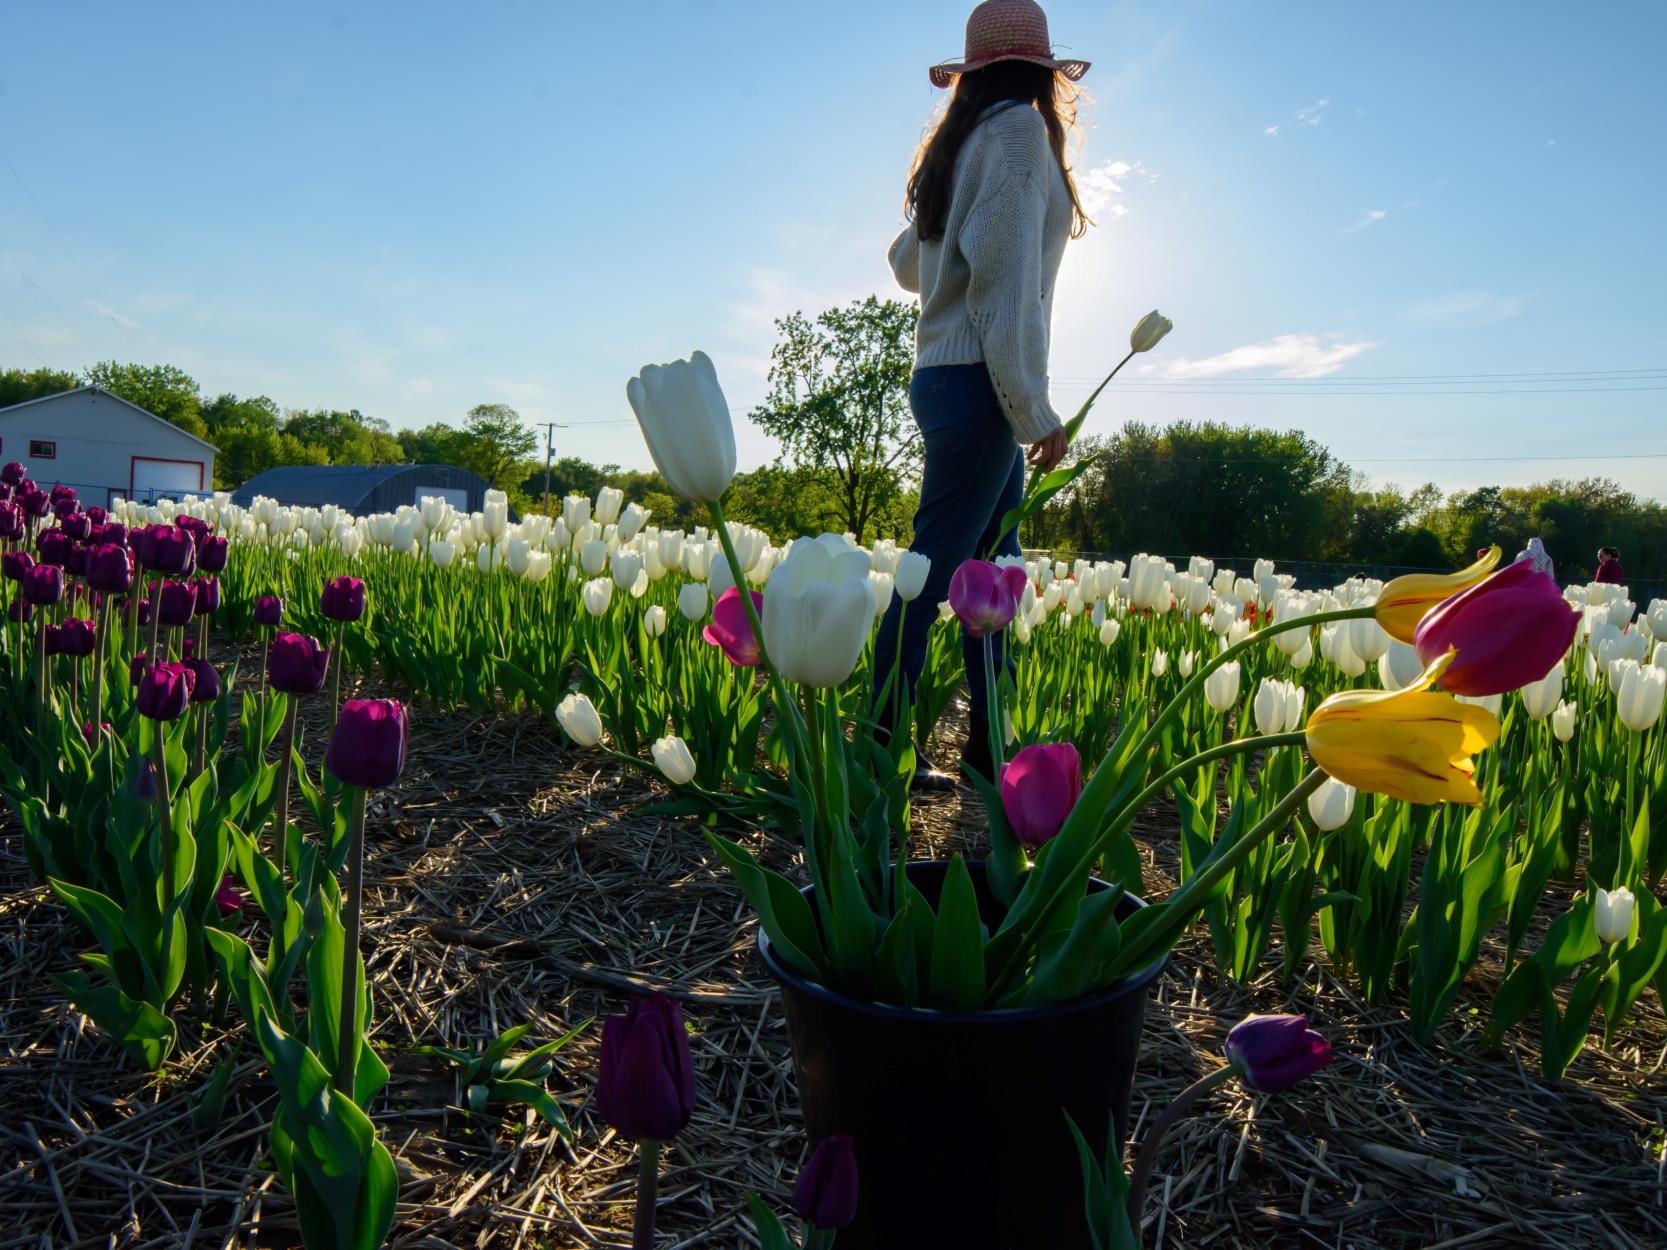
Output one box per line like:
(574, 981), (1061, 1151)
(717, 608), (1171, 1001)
(759, 859), (1165, 1250)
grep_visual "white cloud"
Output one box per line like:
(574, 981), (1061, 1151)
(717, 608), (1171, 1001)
(1411, 290), (1525, 326)
(1296, 98), (1330, 127)
(88, 300), (138, 329)
(1343, 208), (1388, 233)
(1163, 334), (1380, 380)
(1076, 159), (1155, 220)
(1263, 125), (1280, 137)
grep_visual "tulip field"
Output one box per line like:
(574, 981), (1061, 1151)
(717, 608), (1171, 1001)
(4, 391), (1667, 1250)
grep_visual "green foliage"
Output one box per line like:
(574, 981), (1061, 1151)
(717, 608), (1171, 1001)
(412, 1020), (588, 1133)
(85, 360), (207, 437)
(750, 296), (920, 543)
(0, 365), (82, 408)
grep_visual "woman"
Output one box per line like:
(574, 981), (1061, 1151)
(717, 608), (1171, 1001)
(1594, 546), (1625, 584)
(872, 0), (1091, 784)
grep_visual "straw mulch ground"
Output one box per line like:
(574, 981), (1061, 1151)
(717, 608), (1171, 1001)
(2, 695), (1664, 1250)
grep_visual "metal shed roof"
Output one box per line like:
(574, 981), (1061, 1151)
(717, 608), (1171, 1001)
(231, 463), (491, 513)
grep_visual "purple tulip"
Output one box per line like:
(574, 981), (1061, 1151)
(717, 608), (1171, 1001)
(86, 506), (106, 526)
(175, 514), (210, 544)
(65, 546), (87, 577)
(85, 543), (135, 593)
(0, 461), (26, 487)
(130, 651), (151, 686)
(21, 563), (64, 606)
(56, 617), (97, 659)
(794, 1135), (859, 1231)
(19, 487), (49, 519)
(1225, 1014), (1334, 1093)
(197, 534), (229, 573)
(253, 595), (284, 627)
(999, 742), (1082, 845)
(1414, 559), (1582, 697)
(138, 523), (196, 575)
(193, 576), (221, 615)
(268, 631), (331, 695)
(35, 528), (73, 567)
(596, 992), (696, 1142)
(948, 560), (1030, 639)
(43, 624), (63, 656)
(158, 579), (196, 627)
(321, 575), (367, 623)
(702, 587), (762, 667)
(0, 502), (21, 540)
(60, 511), (91, 541)
(82, 721), (111, 743)
(132, 758), (160, 801)
(3, 550), (34, 582)
(136, 661), (194, 721)
(184, 655), (222, 703)
(214, 874), (246, 916)
(326, 698), (408, 789)
(49, 484), (76, 507)
(7, 599), (31, 623)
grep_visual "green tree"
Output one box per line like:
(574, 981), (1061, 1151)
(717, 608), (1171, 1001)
(280, 409), (404, 466)
(454, 404), (537, 489)
(0, 366), (81, 409)
(750, 295), (920, 543)
(84, 361), (205, 437)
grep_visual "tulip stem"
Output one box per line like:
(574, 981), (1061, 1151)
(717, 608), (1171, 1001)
(329, 623), (344, 735)
(274, 698), (300, 885)
(91, 594), (109, 738)
(146, 577), (163, 667)
(1125, 1062), (1242, 1234)
(153, 725), (175, 999)
(633, 1138), (661, 1250)
(335, 786), (368, 1098)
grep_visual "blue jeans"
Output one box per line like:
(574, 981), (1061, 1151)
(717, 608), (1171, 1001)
(873, 363), (1024, 733)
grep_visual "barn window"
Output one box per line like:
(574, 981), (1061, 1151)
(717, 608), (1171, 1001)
(29, 439), (55, 459)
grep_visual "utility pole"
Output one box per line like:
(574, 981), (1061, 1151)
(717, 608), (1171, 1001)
(541, 421), (567, 517)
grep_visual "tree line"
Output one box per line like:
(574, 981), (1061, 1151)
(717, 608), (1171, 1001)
(6, 308), (1662, 585)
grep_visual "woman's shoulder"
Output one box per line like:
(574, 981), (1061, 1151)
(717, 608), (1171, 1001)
(962, 105), (1050, 180)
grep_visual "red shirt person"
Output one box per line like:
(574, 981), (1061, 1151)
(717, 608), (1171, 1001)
(1593, 547), (1625, 584)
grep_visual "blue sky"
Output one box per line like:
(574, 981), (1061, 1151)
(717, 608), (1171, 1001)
(2, 1), (1663, 499)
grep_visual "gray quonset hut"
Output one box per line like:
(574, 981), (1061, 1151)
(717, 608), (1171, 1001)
(231, 464), (491, 517)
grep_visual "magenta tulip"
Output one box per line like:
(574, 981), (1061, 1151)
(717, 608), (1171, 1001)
(158, 579), (196, 627)
(326, 699), (409, 789)
(998, 742), (1082, 846)
(948, 560), (1029, 639)
(214, 874), (246, 916)
(321, 575), (367, 623)
(1225, 1014), (1333, 1093)
(184, 655), (222, 703)
(794, 1134), (859, 1231)
(57, 617), (97, 658)
(268, 632), (331, 695)
(2, 550), (33, 581)
(703, 587), (763, 667)
(596, 991), (696, 1142)
(198, 534), (229, 573)
(21, 563), (63, 606)
(253, 594), (284, 627)
(136, 661), (195, 721)
(0, 461), (25, 486)
(1413, 559), (1581, 696)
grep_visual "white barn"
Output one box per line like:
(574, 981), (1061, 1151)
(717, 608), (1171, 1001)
(0, 385), (217, 506)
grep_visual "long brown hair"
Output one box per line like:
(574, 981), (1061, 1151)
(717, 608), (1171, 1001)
(906, 60), (1090, 243)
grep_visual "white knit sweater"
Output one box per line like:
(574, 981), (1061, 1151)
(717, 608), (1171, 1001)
(889, 102), (1073, 444)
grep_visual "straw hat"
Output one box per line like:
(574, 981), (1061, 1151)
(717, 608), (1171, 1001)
(929, 0), (1090, 89)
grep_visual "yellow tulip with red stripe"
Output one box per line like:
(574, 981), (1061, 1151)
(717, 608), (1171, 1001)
(1374, 546), (1501, 644)
(1304, 651), (1500, 805)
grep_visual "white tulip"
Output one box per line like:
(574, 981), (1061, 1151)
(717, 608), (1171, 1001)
(1616, 662), (1667, 732)
(481, 500), (508, 540)
(1519, 660), (1565, 721)
(678, 582), (709, 622)
(582, 577), (613, 617)
(506, 538), (533, 577)
(522, 550), (552, 583)
(1285, 684), (1307, 732)
(611, 551), (644, 591)
(869, 570), (895, 617)
(762, 534), (876, 688)
(579, 539), (608, 576)
(893, 550), (930, 602)
(1151, 649), (1168, 677)
(643, 605), (668, 637)
(1129, 309), (1174, 353)
(428, 539), (457, 569)
(594, 486), (624, 526)
(1307, 778), (1357, 832)
(1551, 700), (1578, 742)
(618, 501), (649, 542)
(626, 351), (738, 503)
(556, 693), (603, 746)
(652, 735), (697, 786)
(1254, 679), (1290, 736)
(1203, 660), (1241, 712)
(1594, 886), (1636, 945)
(1178, 650), (1196, 678)
(1378, 639), (1424, 692)
(1099, 619), (1120, 647)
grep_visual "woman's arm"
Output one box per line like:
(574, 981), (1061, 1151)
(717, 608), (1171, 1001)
(960, 169), (1063, 447)
(888, 224), (921, 294)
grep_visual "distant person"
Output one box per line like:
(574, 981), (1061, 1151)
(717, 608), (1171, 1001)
(871, 0), (1091, 785)
(1516, 537), (1555, 580)
(1594, 546), (1625, 584)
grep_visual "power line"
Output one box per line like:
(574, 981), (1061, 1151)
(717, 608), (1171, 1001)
(1050, 383), (1667, 396)
(1, 252), (92, 356)
(2, 150), (125, 333)
(1052, 366), (1667, 384)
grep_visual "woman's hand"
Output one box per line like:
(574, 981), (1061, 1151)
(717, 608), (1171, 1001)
(1027, 428), (1068, 472)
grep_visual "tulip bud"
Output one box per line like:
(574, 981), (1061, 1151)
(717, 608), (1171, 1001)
(794, 1135), (859, 1231)
(1129, 309), (1174, 353)
(157, 579), (196, 627)
(643, 604), (668, 638)
(582, 577), (613, 617)
(1224, 1014), (1333, 1093)
(652, 735), (697, 786)
(595, 992), (696, 1142)
(184, 655), (223, 703)
(703, 588), (762, 667)
(268, 632), (331, 696)
(1306, 778), (1356, 831)
(1150, 649), (1168, 677)
(327, 698), (409, 789)
(321, 575), (367, 623)
(999, 743), (1081, 846)
(137, 661), (195, 721)
(626, 352), (738, 504)
(1551, 699), (1578, 742)
(1203, 660), (1241, 712)
(1616, 662), (1666, 732)
(1594, 886), (1635, 945)
(557, 692), (604, 747)
(894, 550), (930, 602)
(253, 595), (284, 627)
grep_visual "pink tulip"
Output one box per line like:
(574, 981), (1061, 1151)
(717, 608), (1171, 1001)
(703, 588), (763, 667)
(214, 875), (246, 917)
(998, 742), (1082, 846)
(1414, 558), (1581, 697)
(948, 560), (1029, 639)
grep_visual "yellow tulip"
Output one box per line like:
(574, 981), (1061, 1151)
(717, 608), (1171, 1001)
(1374, 546), (1501, 644)
(1304, 651), (1500, 805)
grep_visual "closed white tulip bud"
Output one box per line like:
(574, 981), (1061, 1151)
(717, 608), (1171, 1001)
(611, 551), (644, 591)
(1378, 639), (1424, 691)
(1285, 684), (1307, 731)
(709, 555), (737, 600)
(1594, 886), (1635, 945)
(1519, 660), (1564, 721)
(630, 568), (650, 598)
(556, 693), (604, 747)
(1099, 619), (1120, 647)
(678, 582), (709, 621)
(1551, 699), (1578, 741)
(1129, 309), (1174, 353)
(1230, 618), (1254, 647)
(683, 540), (712, 580)
(939, 599), (956, 623)
(652, 735), (697, 786)
(1616, 661), (1667, 732)
(476, 543), (497, 573)
(430, 539), (457, 569)
(1179, 650), (1196, 678)
(643, 605), (668, 637)
(1254, 679), (1289, 735)
(1307, 778), (1357, 832)
(506, 537), (533, 577)
(763, 534), (876, 688)
(594, 486), (624, 526)
(1091, 598), (1107, 630)
(582, 577), (613, 617)
(1151, 649), (1168, 677)
(580, 539), (608, 576)
(618, 501), (649, 542)
(562, 495), (591, 533)
(1043, 581), (1064, 613)
(894, 550), (930, 602)
(870, 539), (900, 576)
(1210, 599), (1238, 636)
(1654, 641), (1667, 669)
(626, 350), (738, 503)
(523, 550), (552, 583)
(1067, 585), (1086, 617)
(482, 500), (508, 539)
(1012, 614), (1032, 643)
(1347, 615), (1390, 663)
(1203, 660), (1241, 712)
